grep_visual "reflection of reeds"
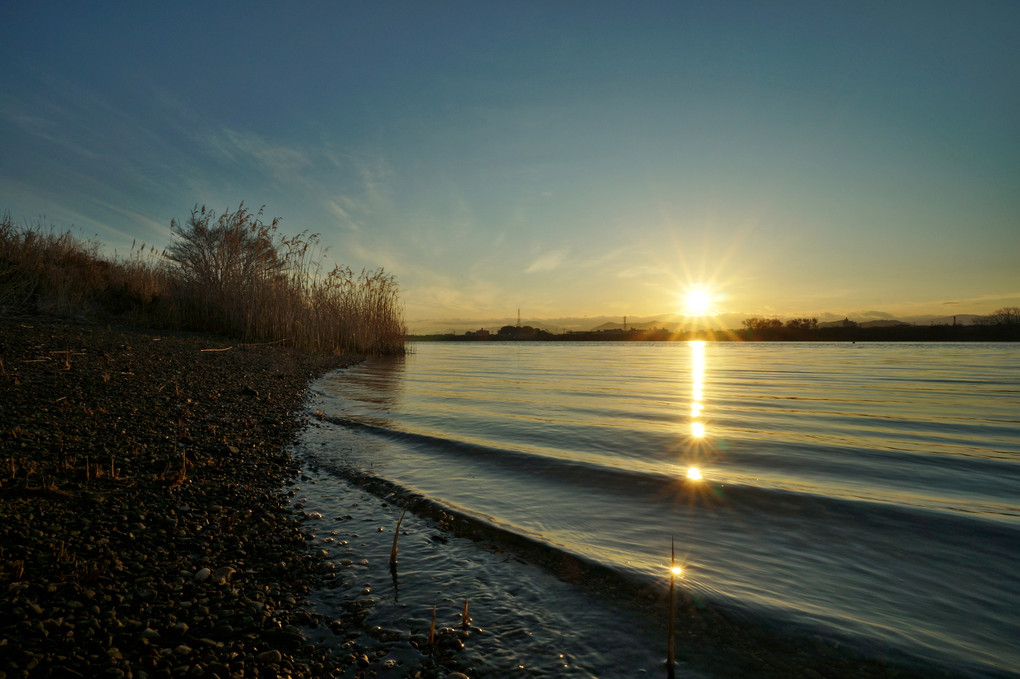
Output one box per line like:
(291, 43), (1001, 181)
(428, 604), (437, 648)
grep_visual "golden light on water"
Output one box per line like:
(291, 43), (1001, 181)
(690, 340), (706, 440)
(671, 565), (683, 576)
(670, 340), (716, 501)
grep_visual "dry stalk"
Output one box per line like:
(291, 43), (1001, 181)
(667, 536), (677, 679)
(389, 507), (407, 572)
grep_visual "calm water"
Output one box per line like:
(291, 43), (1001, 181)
(299, 341), (1020, 677)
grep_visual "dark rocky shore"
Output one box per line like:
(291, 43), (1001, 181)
(0, 317), (368, 678)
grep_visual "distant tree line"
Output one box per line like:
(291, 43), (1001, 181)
(741, 317), (818, 340)
(410, 308), (1020, 343)
(976, 307), (1020, 326)
(496, 324), (554, 340)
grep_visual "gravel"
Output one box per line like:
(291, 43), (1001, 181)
(0, 316), (365, 678)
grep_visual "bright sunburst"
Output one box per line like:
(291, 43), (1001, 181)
(682, 287), (714, 316)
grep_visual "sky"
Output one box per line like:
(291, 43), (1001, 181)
(2, 1), (1018, 333)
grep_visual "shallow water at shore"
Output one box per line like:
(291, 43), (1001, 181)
(288, 457), (690, 678)
(297, 341), (1020, 678)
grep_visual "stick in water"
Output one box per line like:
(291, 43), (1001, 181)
(667, 536), (676, 679)
(389, 507), (407, 572)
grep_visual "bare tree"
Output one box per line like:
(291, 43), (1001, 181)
(987, 307), (1020, 326)
(166, 204), (284, 297)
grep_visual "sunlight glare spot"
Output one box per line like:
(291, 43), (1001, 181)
(687, 467), (702, 481)
(684, 287), (713, 316)
(671, 565), (683, 576)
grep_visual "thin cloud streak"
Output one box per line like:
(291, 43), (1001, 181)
(525, 249), (569, 274)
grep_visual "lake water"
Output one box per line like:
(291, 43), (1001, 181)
(296, 341), (1019, 678)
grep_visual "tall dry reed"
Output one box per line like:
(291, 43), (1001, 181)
(0, 206), (405, 355)
(0, 212), (167, 320)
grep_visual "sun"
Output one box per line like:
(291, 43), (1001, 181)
(683, 287), (714, 316)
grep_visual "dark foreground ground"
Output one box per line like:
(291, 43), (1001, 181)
(0, 316), (367, 678)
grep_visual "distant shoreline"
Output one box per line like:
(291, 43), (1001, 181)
(410, 324), (1020, 343)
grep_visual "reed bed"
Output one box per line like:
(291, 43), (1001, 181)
(0, 206), (405, 355)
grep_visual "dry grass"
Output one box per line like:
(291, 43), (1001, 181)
(0, 206), (405, 355)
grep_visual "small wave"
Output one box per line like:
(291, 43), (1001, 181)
(316, 413), (1020, 532)
(303, 445), (1013, 679)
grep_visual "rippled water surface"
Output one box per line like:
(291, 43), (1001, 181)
(300, 341), (1020, 678)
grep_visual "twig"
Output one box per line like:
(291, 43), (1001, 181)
(238, 337), (294, 347)
(667, 536), (676, 679)
(199, 346), (234, 352)
(389, 507), (407, 572)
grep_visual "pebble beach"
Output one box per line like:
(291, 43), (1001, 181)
(0, 317), (366, 678)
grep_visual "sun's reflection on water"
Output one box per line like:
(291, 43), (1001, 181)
(690, 340), (707, 440)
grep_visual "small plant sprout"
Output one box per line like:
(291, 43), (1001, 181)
(462, 598), (471, 628)
(428, 604), (437, 648)
(389, 507), (407, 573)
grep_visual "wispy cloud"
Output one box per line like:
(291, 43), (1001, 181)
(939, 292), (1020, 307)
(616, 264), (667, 278)
(325, 198), (360, 230)
(525, 248), (569, 273)
(220, 129), (312, 183)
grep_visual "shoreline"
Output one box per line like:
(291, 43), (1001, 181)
(0, 316), (361, 677)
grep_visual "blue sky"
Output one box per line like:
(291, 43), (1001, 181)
(2, 1), (1018, 332)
